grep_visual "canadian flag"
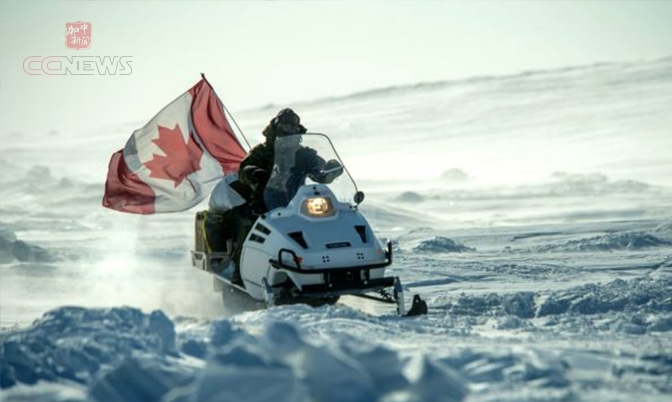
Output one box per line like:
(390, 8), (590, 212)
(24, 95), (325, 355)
(103, 76), (247, 214)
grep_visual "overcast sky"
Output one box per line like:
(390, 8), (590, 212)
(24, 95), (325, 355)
(0, 1), (671, 136)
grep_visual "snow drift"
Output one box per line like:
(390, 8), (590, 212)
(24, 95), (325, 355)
(0, 306), (469, 402)
(439, 276), (672, 325)
(530, 231), (671, 253)
(412, 237), (475, 253)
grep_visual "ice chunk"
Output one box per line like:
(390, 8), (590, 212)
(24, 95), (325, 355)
(88, 356), (195, 402)
(0, 307), (177, 389)
(406, 356), (469, 402)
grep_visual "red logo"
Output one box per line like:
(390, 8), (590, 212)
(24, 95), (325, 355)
(65, 21), (91, 50)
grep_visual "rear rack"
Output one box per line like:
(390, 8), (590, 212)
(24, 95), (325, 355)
(191, 250), (230, 273)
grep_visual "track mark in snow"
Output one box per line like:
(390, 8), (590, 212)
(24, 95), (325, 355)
(408, 277), (460, 288)
(511, 231), (563, 241)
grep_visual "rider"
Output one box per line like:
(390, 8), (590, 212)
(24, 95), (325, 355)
(231, 108), (343, 285)
(238, 108), (308, 214)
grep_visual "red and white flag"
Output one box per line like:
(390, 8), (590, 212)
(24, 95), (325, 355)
(103, 76), (247, 214)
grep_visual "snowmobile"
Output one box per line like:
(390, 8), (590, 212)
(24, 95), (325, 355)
(191, 133), (427, 316)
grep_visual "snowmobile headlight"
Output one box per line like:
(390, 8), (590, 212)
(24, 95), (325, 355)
(302, 197), (335, 217)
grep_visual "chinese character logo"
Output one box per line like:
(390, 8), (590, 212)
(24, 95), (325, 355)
(65, 21), (91, 50)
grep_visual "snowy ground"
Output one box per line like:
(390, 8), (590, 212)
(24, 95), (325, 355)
(1, 57), (672, 401)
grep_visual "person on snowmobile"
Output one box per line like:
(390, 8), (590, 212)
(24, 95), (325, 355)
(238, 108), (309, 214)
(229, 108), (342, 285)
(230, 109), (308, 285)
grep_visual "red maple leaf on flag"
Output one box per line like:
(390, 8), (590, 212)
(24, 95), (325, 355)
(144, 124), (203, 188)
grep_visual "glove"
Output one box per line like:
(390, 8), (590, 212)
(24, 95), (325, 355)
(314, 159), (343, 184)
(250, 198), (268, 215)
(322, 159), (343, 174)
(242, 166), (269, 186)
(252, 168), (270, 184)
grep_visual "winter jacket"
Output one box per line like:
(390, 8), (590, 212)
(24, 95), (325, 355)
(238, 125), (324, 213)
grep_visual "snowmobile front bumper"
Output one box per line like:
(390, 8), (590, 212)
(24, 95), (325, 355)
(268, 274), (426, 317)
(292, 277), (396, 298)
(268, 245), (394, 295)
(268, 242), (393, 274)
(267, 243), (426, 316)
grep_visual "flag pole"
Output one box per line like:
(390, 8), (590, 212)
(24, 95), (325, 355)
(200, 73), (252, 150)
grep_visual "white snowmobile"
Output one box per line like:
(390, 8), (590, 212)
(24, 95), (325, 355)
(191, 133), (427, 316)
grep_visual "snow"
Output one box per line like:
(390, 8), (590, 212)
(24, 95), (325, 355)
(1, 307), (467, 401)
(1, 228), (59, 263)
(2, 56), (672, 401)
(412, 237), (476, 253)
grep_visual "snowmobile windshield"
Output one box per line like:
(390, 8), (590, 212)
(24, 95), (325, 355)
(263, 133), (358, 211)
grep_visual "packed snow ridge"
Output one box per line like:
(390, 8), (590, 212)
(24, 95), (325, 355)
(439, 276), (672, 327)
(4, 275), (671, 401)
(0, 307), (468, 402)
(529, 231), (671, 253)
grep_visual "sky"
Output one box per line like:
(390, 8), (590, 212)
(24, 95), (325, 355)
(0, 1), (671, 137)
